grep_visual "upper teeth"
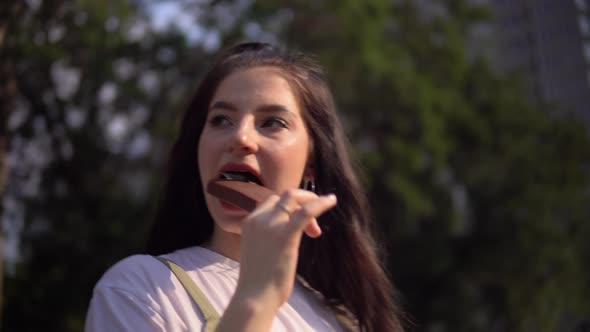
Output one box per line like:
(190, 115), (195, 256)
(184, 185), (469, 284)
(221, 171), (261, 185)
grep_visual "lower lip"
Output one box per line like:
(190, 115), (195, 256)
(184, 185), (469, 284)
(219, 200), (247, 213)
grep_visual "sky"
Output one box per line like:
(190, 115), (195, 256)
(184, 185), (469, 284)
(146, 1), (221, 50)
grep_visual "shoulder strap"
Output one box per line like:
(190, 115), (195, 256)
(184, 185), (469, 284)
(332, 307), (359, 332)
(296, 276), (359, 331)
(154, 256), (220, 332)
(156, 256), (357, 332)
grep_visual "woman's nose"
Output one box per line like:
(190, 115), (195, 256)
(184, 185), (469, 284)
(228, 120), (258, 154)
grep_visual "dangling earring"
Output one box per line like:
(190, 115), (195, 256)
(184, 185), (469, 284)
(303, 178), (316, 193)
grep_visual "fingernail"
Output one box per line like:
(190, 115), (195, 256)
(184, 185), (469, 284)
(326, 194), (336, 201)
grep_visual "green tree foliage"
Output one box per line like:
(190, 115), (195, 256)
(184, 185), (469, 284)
(3, 0), (589, 331)
(2, 0), (204, 330)
(218, 0), (590, 330)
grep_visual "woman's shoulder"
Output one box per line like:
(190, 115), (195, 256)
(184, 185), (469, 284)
(94, 246), (234, 291)
(86, 251), (209, 331)
(94, 254), (169, 292)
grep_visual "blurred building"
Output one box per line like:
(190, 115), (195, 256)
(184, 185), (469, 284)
(489, 0), (590, 121)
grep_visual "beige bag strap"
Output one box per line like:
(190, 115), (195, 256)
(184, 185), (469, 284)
(332, 307), (359, 332)
(155, 256), (220, 332)
(296, 276), (359, 331)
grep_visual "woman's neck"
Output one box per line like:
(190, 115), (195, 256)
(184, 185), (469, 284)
(206, 228), (242, 262)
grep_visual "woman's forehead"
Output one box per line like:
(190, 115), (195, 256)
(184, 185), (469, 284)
(210, 67), (301, 112)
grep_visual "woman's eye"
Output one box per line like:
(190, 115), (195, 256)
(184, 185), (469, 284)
(261, 117), (288, 129)
(208, 115), (231, 127)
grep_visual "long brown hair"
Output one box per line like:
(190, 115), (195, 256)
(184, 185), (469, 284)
(146, 42), (405, 332)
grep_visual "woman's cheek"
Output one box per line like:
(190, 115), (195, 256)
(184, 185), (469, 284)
(198, 133), (220, 181)
(265, 130), (305, 154)
(262, 135), (309, 190)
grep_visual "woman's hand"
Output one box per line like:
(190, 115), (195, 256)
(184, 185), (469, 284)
(217, 189), (337, 331)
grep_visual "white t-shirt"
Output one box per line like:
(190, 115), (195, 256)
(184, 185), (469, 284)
(84, 246), (344, 331)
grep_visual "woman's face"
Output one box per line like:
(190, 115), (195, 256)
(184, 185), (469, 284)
(198, 67), (311, 240)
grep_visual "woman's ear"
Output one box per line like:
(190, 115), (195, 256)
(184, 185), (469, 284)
(303, 161), (315, 179)
(301, 164), (316, 192)
(303, 138), (315, 185)
(305, 143), (315, 177)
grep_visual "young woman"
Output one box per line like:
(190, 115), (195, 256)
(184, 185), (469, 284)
(85, 42), (404, 332)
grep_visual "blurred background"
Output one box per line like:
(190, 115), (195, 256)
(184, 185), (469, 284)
(2, 0), (590, 331)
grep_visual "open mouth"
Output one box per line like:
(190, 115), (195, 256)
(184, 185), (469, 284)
(219, 171), (263, 186)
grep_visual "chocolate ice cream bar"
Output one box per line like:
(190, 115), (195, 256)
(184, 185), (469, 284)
(206, 180), (275, 212)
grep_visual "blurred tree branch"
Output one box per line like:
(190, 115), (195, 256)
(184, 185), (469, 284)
(0, 1), (28, 328)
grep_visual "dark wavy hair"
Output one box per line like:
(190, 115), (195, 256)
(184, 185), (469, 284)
(146, 42), (404, 332)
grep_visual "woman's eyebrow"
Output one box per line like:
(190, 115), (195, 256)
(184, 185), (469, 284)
(211, 101), (295, 116)
(209, 100), (238, 111)
(256, 104), (292, 115)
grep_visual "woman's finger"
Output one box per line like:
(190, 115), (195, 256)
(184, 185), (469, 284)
(303, 217), (321, 238)
(247, 189), (336, 238)
(270, 189), (320, 220)
(289, 194), (337, 236)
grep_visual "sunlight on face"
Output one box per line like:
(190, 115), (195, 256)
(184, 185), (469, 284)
(198, 66), (311, 242)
